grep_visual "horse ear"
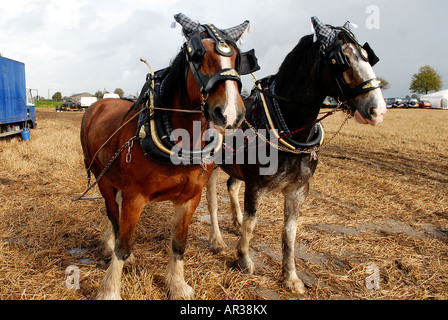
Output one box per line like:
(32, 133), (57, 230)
(222, 20), (250, 41)
(311, 16), (338, 46)
(173, 13), (201, 37)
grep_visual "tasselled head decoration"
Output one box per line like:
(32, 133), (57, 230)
(171, 13), (260, 94)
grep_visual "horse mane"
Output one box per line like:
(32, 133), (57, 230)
(160, 48), (188, 107)
(275, 34), (321, 99)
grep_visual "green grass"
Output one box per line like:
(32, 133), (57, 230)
(35, 100), (61, 109)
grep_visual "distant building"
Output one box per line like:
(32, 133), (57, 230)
(70, 92), (95, 101)
(69, 92), (97, 107)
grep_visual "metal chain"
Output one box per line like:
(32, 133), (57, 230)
(72, 136), (137, 201)
(244, 109), (352, 155)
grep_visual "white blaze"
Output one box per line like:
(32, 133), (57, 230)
(343, 44), (387, 126)
(220, 55), (239, 126)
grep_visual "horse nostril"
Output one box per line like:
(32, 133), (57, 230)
(213, 106), (227, 125)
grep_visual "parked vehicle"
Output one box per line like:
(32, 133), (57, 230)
(0, 56), (37, 138)
(386, 98), (406, 108)
(393, 98), (406, 108)
(419, 100), (432, 109)
(56, 97), (89, 112)
(404, 98), (419, 108)
(409, 99), (419, 108)
(386, 98), (395, 109)
(103, 93), (120, 99)
(80, 97), (97, 109)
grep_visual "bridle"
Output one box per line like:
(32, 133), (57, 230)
(253, 26), (381, 110)
(185, 24), (260, 96)
(321, 26), (381, 104)
(244, 26), (382, 154)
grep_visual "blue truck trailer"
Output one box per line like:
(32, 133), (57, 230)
(0, 55), (37, 138)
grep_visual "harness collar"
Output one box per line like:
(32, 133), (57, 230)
(249, 76), (325, 152)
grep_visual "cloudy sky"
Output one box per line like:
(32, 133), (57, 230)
(1, 0), (447, 99)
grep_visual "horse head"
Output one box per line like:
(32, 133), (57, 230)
(174, 13), (259, 133)
(312, 17), (386, 125)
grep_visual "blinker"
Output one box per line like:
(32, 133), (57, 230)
(326, 41), (350, 74)
(238, 49), (261, 75)
(362, 42), (379, 66)
(187, 34), (206, 64)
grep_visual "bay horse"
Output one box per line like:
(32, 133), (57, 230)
(80, 13), (256, 299)
(206, 17), (387, 294)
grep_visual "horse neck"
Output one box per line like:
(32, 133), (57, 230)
(274, 38), (327, 140)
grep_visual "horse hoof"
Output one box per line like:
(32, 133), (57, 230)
(210, 239), (228, 254)
(283, 275), (306, 295)
(124, 253), (136, 266)
(234, 257), (255, 275)
(168, 282), (195, 300)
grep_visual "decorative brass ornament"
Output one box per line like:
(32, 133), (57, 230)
(362, 79), (381, 90)
(220, 69), (240, 78)
(218, 42), (231, 53)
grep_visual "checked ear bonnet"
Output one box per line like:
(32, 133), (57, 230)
(311, 16), (379, 67)
(174, 13), (249, 42)
(174, 13), (260, 76)
(311, 16), (381, 103)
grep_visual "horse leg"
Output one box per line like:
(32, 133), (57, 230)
(281, 184), (308, 294)
(166, 196), (200, 300)
(97, 181), (119, 257)
(206, 169), (228, 253)
(97, 191), (145, 300)
(227, 177), (243, 232)
(234, 186), (263, 275)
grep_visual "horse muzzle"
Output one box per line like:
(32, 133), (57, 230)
(208, 104), (245, 134)
(353, 92), (387, 126)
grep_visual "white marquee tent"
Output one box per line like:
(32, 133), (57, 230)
(421, 89), (448, 109)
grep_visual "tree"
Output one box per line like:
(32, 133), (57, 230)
(52, 92), (62, 102)
(410, 65), (443, 95)
(114, 88), (124, 98)
(94, 90), (104, 100)
(377, 77), (390, 91)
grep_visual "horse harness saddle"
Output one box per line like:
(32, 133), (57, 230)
(245, 75), (325, 153)
(135, 69), (223, 166)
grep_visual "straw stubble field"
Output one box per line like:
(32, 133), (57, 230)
(0, 108), (447, 300)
